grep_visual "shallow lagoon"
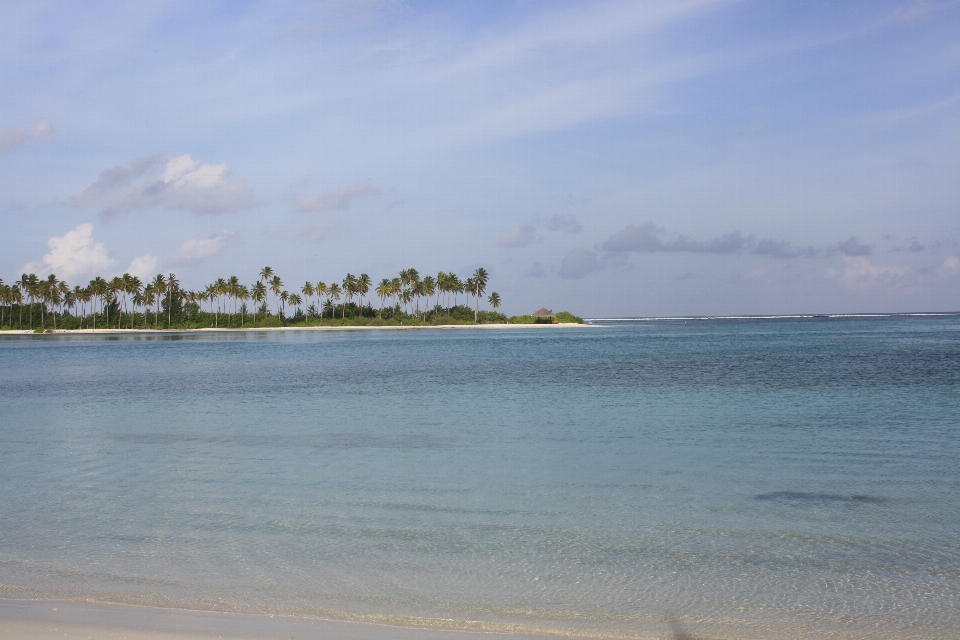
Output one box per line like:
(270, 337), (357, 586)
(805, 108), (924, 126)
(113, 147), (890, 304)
(1, 317), (958, 638)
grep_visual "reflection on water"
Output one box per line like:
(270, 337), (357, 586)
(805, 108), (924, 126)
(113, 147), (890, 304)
(1, 318), (959, 639)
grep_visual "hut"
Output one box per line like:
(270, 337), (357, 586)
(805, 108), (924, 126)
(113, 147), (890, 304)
(532, 308), (554, 323)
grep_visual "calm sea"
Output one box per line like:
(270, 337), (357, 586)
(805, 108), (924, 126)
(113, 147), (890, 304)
(1, 318), (958, 639)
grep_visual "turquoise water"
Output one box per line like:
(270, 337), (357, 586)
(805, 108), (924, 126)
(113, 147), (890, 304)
(1, 318), (958, 639)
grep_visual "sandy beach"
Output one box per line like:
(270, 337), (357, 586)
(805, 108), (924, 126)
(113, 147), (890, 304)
(0, 600), (597, 640)
(0, 323), (590, 336)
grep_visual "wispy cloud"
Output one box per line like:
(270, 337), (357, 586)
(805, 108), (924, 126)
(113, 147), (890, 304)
(169, 231), (235, 266)
(0, 118), (53, 154)
(601, 223), (882, 259)
(20, 223), (115, 279)
(498, 224), (540, 248)
(499, 214), (581, 248)
(296, 181), (381, 213)
(431, 0), (733, 80)
(70, 154), (257, 220)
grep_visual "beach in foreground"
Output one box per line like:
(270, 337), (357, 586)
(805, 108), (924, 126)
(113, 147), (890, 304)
(1, 599), (600, 640)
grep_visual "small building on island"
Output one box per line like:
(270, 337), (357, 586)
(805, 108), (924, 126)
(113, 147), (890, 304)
(532, 308), (554, 323)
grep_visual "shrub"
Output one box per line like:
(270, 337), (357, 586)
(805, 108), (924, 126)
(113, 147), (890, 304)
(555, 311), (583, 324)
(509, 315), (536, 324)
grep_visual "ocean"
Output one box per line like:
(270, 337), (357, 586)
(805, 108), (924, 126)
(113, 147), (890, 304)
(1, 317), (958, 639)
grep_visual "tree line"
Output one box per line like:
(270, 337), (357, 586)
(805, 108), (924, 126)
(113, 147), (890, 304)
(0, 266), (504, 331)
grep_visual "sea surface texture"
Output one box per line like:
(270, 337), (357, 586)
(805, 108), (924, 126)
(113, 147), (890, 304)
(1, 317), (958, 639)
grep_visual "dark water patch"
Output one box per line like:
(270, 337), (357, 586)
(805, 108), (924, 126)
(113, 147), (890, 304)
(755, 491), (887, 506)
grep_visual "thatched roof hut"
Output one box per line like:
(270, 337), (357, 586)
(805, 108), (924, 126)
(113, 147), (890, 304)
(532, 308), (554, 318)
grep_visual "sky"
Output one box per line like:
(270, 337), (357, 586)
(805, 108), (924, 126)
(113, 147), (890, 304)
(1, 0), (959, 317)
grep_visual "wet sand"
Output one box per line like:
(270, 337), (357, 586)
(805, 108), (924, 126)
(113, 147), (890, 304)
(0, 600), (594, 640)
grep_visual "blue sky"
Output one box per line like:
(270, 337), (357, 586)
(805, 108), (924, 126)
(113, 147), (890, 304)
(2, 0), (958, 316)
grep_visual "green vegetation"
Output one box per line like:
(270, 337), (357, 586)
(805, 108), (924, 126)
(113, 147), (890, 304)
(0, 267), (549, 331)
(509, 311), (583, 324)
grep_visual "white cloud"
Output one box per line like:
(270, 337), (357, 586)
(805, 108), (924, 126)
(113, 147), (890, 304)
(0, 118), (53, 153)
(169, 231), (235, 266)
(296, 181), (381, 213)
(940, 255), (960, 276)
(126, 255), (159, 280)
(20, 223), (116, 280)
(498, 225), (540, 248)
(70, 154), (257, 220)
(840, 256), (908, 284)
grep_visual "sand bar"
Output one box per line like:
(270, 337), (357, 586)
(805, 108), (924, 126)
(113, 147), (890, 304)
(0, 599), (600, 640)
(0, 323), (592, 336)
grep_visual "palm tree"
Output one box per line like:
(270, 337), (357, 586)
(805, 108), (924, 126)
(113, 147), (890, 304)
(280, 290), (289, 318)
(252, 281), (266, 325)
(74, 285), (88, 329)
(21, 274), (39, 329)
(88, 276), (108, 330)
(45, 274), (60, 330)
(151, 274), (166, 327)
(376, 278), (390, 318)
(259, 267), (274, 313)
(227, 275), (240, 327)
(12, 285), (24, 330)
(470, 267), (488, 322)
(390, 277), (401, 313)
(342, 274), (357, 318)
(269, 275), (283, 317)
(487, 292), (501, 315)
(165, 273), (179, 328)
(288, 293), (302, 319)
(301, 282), (314, 317)
(422, 276), (435, 318)
(357, 274), (371, 317)
(238, 284), (249, 327)
(314, 281), (328, 319)
(214, 278), (228, 327)
(108, 276), (125, 328)
(328, 282), (341, 319)
(0, 281), (7, 328)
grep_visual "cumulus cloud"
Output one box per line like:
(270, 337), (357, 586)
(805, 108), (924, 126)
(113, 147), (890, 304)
(559, 248), (602, 279)
(126, 255), (159, 280)
(70, 154), (257, 220)
(296, 181), (381, 213)
(0, 118), (53, 154)
(498, 224), (540, 248)
(169, 231), (235, 266)
(20, 223), (116, 280)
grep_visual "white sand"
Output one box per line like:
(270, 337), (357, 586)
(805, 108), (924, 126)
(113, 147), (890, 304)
(0, 600), (596, 640)
(0, 323), (591, 335)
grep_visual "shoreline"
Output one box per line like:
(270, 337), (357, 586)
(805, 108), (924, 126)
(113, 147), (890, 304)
(0, 323), (591, 336)
(0, 599), (601, 640)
